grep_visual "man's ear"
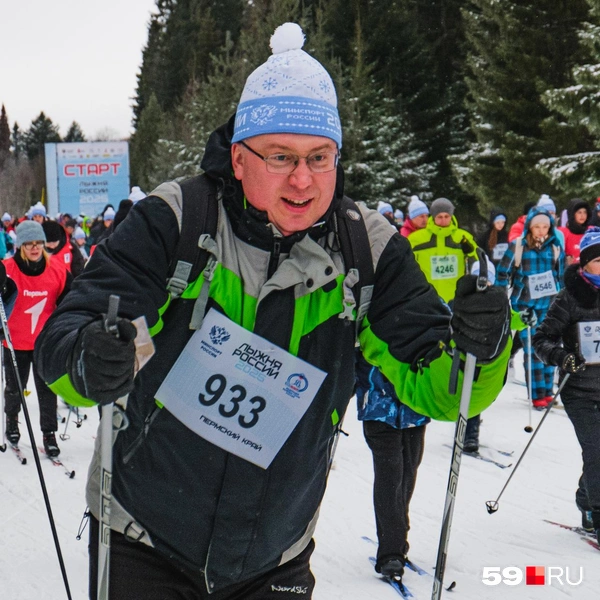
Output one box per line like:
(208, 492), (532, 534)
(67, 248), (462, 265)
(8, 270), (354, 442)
(231, 143), (244, 181)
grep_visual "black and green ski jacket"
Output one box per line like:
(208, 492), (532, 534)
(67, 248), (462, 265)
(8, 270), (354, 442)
(34, 120), (509, 592)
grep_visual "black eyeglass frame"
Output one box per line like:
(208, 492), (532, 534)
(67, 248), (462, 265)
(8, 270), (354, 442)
(239, 140), (339, 174)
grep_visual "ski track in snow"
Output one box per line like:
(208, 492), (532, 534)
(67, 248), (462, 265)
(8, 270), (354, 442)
(1, 352), (598, 599)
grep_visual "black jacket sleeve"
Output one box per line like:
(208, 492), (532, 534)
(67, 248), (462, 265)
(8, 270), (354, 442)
(34, 197), (180, 387)
(532, 290), (570, 366)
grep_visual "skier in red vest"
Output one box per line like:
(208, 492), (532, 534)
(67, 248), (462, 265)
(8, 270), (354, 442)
(3, 221), (71, 456)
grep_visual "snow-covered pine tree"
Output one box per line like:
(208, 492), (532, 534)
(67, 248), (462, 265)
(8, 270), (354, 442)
(341, 16), (432, 207)
(454, 0), (589, 218)
(537, 0), (600, 197)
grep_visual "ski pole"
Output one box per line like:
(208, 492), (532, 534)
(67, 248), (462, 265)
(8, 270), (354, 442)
(524, 326), (533, 433)
(486, 373), (571, 515)
(97, 294), (121, 600)
(431, 254), (489, 600)
(0, 295), (72, 599)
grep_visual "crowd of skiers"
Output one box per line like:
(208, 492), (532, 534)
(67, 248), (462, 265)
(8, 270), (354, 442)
(2, 20), (600, 599)
(0, 186), (145, 457)
(361, 191), (600, 582)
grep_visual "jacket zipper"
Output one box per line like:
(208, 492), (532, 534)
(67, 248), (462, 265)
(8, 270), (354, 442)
(122, 405), (161, 465)
(267, 239), (281, 279)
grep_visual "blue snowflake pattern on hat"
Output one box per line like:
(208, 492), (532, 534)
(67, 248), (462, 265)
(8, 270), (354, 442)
(263, 78), (278, 91)
(232, 23), (342, 147)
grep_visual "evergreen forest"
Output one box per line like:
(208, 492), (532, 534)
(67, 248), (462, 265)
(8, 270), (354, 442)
(3, 0), (600, 224)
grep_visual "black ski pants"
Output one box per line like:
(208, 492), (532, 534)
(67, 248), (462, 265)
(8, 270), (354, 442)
(3, 347), (58, 433)
(561, 394), (600, 526)
(89, 516), (316, 599)
(363, 420), (426, 567)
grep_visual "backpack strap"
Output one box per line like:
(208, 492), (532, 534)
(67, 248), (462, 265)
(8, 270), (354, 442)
(513, 237), (523, 269)
(335, 196), (375, 337)
(166, 174), (219, 299)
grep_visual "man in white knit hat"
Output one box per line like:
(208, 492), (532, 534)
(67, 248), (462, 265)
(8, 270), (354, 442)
(37, 23), (510, 599)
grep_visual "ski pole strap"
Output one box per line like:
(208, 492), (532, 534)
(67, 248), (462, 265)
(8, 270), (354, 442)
(448, 348), (461, 396)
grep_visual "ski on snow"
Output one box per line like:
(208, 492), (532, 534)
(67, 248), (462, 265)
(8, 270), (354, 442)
(38, 447), (75, 478)
(5, 442), (27, 464)
(544, 520), (599, 550)
(369, 556), (413, 598)
(478, 444), (514, 457)
(363, 535), (455, 597)
(362, 536), (431, 577)
(442, 443), (512, 469)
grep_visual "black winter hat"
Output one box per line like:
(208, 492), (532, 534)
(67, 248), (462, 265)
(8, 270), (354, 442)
(42, 220), (66, 243)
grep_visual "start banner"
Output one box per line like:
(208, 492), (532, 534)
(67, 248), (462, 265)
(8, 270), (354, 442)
(45, 141), (129, 217)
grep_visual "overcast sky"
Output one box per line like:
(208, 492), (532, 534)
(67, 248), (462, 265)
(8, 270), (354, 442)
(1, 0), (157, 140)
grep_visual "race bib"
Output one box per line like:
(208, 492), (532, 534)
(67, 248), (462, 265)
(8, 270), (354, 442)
(528, 271), (557, 299)
(430, 255), (458, 280)
(155, 309), (327, 469)
(492, 243), (508, 261)
(578, 321), (600, 365)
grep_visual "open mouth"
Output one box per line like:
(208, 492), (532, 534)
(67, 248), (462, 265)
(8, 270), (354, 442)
(282, 197), (311, 208)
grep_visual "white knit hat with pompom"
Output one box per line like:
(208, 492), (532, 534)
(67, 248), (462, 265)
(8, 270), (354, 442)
(232, 23), (341, 147)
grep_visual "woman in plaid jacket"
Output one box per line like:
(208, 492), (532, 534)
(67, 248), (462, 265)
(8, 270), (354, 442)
(496, 207), (565, 409)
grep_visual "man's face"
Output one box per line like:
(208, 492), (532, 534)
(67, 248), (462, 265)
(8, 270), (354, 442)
(231, 133), (338, 237)
(434, 213), (452, 227)
(412, 214), (428, 229)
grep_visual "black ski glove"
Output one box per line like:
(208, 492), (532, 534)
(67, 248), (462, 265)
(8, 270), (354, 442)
(519, 307), (538, 328)
(69, 315), (137, 405)
(460, 236), (475, 255)
(550, 349), (586, 374)
(451, 275), (511, 362)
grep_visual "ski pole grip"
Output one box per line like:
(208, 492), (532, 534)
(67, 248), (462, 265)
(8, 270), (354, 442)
(475, 247), (487, 292)
(105, 295), (120, 337)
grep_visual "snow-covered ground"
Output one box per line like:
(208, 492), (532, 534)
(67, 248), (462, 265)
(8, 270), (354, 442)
(1, 353), (597, 599)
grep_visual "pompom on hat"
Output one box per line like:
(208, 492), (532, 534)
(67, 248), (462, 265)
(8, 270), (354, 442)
(129, 186), (146, 202)
(1, 212), (11, 222)
(537, 194), (556, 213)
(579, 226), (600, 267)
(15, 220), (46, 248)
(408, 196), (429, 220)
(232, 23), (342, 147)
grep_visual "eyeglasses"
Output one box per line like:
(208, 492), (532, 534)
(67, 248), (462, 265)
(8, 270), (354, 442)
(240, 141), (339, 174)
(23, 241), (45, 249)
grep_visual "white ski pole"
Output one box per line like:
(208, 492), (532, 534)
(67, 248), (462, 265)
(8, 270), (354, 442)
(431, 252), (489, 600)
(97, 294), (121, 600)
